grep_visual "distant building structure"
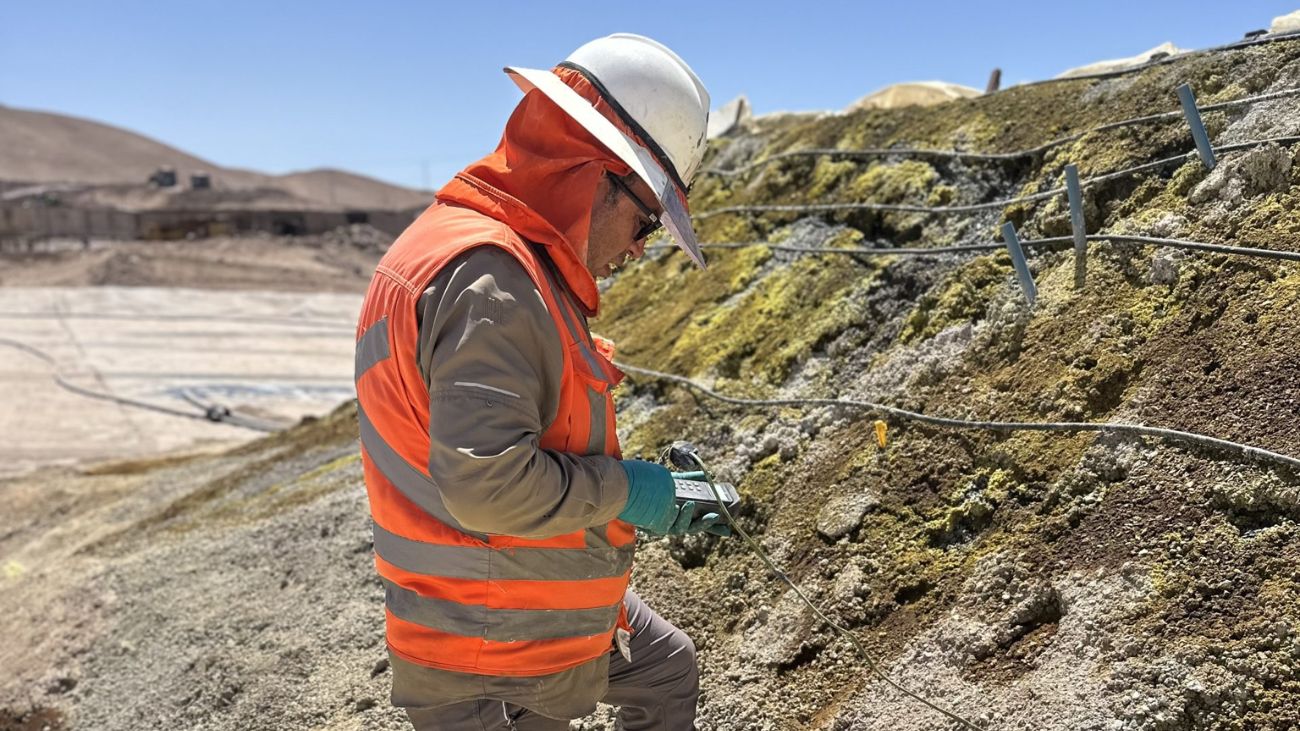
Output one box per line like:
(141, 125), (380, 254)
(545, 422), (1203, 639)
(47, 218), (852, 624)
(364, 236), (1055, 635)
(190, 172), (212, 190)
(148, 167), (177, 187)
(0, 188), (419, 251)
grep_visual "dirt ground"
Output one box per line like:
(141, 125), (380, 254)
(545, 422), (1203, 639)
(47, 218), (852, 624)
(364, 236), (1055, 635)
(0, 226), (385, 291)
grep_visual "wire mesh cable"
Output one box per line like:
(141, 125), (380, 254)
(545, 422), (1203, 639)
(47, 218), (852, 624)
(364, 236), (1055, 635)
(706, 30), (1300, 182)
(704, 85), (1300, 178)
(647, 232), (1300, 264)
(1011, 30), (1300, 89)
(622, 35), (1300, 729)
(617, 362), (1300, 472)
(696, 136), (1300, 220)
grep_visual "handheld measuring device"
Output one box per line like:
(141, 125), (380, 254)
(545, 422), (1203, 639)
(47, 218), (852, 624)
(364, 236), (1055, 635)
(673, 476), (741, 517)
(663, 440), (742, 518)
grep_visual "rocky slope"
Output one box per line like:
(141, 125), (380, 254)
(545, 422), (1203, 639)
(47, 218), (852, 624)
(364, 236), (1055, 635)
(5, 35), (1300, 731)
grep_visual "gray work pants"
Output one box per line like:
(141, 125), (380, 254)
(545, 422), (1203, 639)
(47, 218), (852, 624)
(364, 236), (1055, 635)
(404, 591), (699, 730)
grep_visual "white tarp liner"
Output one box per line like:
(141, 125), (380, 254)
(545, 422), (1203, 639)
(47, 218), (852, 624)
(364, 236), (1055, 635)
(1055, 42), (1185, 79)
(1271, 10), (1300, 34)
(846, 81), (981, 112)
(0, 286), (360, 476)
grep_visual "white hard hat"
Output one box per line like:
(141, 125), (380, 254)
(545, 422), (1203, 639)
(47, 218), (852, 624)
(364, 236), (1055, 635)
(504, 33), (711, 268)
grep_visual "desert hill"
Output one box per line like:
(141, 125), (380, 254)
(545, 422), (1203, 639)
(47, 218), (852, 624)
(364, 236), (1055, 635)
(0, 104), (429, 211)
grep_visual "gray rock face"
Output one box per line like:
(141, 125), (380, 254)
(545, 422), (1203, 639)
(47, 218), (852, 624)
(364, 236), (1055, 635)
(1149, 247), (1184, 285)
(1189, 144), (1292, 205)
(815, 489), (880, 541)
(737, 589), (818, 667)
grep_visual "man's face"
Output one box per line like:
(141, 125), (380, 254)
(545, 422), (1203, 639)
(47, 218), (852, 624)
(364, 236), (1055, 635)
(585, 173), (662, 279)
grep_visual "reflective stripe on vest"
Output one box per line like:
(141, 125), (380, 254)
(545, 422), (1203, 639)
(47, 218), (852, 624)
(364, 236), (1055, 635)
(354, 316), (391, 379)
(372, 522), (632, 581)
(535, 256), (609, 458)
(354, 207), (633, 676)
(382, 579), (621, 642)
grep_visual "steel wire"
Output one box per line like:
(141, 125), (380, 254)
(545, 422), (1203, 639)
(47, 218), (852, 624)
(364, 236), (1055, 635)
(704, 85), (1300, 178)
(647, 233), (1300, 264)
(616, 363), (1300, 471)
(696, 136), (1300, 220)
(1011, 30), (1300, 89)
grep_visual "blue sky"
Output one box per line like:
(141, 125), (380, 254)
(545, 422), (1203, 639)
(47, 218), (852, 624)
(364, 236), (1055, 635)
(2, 1), (1296, 189)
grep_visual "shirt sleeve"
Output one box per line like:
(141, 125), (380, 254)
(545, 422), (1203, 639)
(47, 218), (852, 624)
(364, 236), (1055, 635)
(416, 245), (629, 538)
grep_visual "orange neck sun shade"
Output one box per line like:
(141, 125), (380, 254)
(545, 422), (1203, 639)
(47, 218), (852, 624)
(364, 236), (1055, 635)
(435, 66), (673, 318)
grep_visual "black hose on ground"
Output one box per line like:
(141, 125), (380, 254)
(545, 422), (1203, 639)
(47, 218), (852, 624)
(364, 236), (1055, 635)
(0, 337), (281, 434)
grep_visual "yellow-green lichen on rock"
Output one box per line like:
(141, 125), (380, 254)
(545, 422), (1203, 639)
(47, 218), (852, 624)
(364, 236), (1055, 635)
(589, 41), (1300, 731)
(897, 254), (1006, 343)
(600, 244), (868, 384)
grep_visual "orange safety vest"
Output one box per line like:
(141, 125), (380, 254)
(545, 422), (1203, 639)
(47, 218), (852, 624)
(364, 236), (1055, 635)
(353, 200), (635, 677)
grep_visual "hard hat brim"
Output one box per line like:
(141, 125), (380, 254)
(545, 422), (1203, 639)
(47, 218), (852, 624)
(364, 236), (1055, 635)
(503, 65), (707, 269)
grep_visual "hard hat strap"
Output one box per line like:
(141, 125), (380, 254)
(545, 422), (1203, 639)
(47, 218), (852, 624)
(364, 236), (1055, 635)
(557, 61), (690, 196)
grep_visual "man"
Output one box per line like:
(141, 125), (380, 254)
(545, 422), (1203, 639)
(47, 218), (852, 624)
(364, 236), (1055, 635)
(353, 34), (728, 730)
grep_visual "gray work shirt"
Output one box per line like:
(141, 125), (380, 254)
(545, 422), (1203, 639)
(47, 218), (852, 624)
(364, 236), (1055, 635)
(391, 245), (631, 715)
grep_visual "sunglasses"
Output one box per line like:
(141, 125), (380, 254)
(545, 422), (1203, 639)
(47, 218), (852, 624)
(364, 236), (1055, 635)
(607, 172), (664, 242)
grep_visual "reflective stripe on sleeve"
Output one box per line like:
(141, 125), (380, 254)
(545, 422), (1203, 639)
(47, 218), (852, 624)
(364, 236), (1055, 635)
(383, 579), (621, 641)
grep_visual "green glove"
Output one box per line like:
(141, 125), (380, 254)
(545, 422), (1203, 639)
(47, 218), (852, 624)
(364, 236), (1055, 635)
(618, 461), (731, 537)
(668, 499), (731, 537)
